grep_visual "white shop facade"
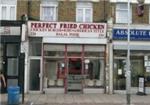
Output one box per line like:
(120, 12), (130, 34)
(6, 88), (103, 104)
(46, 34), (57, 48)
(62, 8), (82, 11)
(25, 21), (108, 93)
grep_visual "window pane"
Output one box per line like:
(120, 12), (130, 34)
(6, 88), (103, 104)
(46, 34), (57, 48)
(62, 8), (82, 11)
(116, 3), (132, 23)
(29, 38), (42, 56)
(116, 4), (127, 10)
(84, 59), (104, 87)
(7, 44), (19, 56)
(77, 9), (83, 22)
(85, 8), (92, 22)
(7, 58), (18, 76)
(7, 79), (18, 87)
(2, 6), (6, 19)
(10, 6), (15, 20)
(42, 7), (55, 21)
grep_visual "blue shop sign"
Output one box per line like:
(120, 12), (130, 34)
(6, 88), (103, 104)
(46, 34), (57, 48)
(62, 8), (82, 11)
(113, 28), (150, 40)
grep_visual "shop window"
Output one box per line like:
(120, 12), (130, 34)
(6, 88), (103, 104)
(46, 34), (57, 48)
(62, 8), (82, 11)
(84, 45), (104, 87)
(40, 1), (58, 21)
(7, 44), (19, 56)
(44, 44), (65, 57)
(116, 3), (132, 23)
(7, 79), (18, 87)
(43, 44), (65, 87)
(7, 58), (18, 76)
(67, 45), (82, 56)
(44, 59), (64, 87)
(131, 59), (144, 87)
(76, 2), (93, 22)
(84, 59), (104, 88)
(29, 37), (42, 56)
(0, 0), (16, 20)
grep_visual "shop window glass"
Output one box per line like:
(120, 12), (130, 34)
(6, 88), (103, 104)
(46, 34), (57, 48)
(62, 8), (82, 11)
(7, 79), (18, 87)
(7, 44), (19, 56)
(7, 58), (18, 76)
(84, 59), (104, 87)
(29, 37), (42, 56)
(67, 45), (82, 56)
(44, 59), (64, 87)
(131, 59), (144, 87)
(44, 44), (65, 57)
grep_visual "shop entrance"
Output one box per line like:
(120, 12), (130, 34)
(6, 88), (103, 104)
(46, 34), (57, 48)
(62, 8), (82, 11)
(113, 58), (126, 91)
(67, 57), (83, 92)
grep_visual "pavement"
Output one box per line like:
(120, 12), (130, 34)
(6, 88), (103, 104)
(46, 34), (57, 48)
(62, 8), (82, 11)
(1, 93), (150, 105)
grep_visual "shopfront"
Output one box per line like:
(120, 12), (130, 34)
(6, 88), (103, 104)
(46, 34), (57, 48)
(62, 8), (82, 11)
(0, 21), (24, 93)
(27, 21), (107, 93)
(112, 27), (150, 94)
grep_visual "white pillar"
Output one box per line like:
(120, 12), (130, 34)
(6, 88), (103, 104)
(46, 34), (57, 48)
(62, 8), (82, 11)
(107, 17), (113, 94)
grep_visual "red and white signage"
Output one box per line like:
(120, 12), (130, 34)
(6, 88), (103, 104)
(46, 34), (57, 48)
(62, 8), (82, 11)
(28, 21), (107, 38)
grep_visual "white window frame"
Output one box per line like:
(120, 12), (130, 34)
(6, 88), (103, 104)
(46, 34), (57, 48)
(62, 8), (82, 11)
(0, 4), (16, 20)
(40, 3), (58, 21)
(76, 2), (93, 22)
(116, 3), (132, 24)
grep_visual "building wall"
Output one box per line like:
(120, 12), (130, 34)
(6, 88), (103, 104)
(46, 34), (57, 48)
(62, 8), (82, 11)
(16, 0), (110, 22)
(132, 4), (149, 24)
(17, 0), (28, 20)
(29, 0), (40, 20)
(58, 1), (76, 22)
(93, 1), (110, 22)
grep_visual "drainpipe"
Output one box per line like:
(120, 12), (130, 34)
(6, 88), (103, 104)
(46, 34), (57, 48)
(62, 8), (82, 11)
(28, 0), (31, 20)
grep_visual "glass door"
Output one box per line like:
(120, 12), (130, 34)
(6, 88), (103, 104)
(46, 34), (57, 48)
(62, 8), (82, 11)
(114, 58), (126, 90)
(29, 59), (40, 91)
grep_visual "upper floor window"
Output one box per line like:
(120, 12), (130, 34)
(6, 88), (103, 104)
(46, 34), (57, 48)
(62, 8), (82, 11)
(0, 0), (16, 20)
(116, 3), (132, 23)
(40, 1), (58, 21)
(76, 2), (93, 22)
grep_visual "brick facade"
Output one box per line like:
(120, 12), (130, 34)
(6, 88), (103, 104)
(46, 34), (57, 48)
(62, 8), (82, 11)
(93, 1), (110, 22)
(58, 1), (76, 22)
(17, 0), (28, 20)
(132, 4), (149, 24)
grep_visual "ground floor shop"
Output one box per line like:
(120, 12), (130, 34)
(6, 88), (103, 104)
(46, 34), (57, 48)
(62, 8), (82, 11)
(27, 39), (107, 94)
(0, 21), (24, 93)
(112, 27), (150, 94)
(26, 21), (107, 94)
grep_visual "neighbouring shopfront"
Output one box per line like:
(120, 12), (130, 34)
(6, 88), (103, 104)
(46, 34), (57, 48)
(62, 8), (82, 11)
(0, 21), (24, 93)
(27, 21), (107, 93)
(112, 27), (150, 94)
